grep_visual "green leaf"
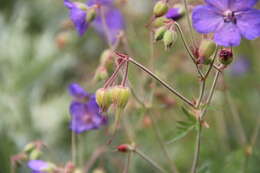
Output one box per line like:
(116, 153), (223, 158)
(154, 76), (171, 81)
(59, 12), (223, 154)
(181, 107), (196, 122)
(166, 125), (195, 144)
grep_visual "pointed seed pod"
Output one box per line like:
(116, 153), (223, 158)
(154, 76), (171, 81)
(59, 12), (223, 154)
(219, 48), (233, 65)
(198, 39), (216, 65)
(96, 88), (112, 111)
(163, 30), (177, 49)
(154, 26), (167, 41)
(153, 1), (168, 17)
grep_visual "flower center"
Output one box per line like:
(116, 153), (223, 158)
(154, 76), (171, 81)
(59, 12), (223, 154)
(82, 113), (93, 124)
(223, 10), (237, 24)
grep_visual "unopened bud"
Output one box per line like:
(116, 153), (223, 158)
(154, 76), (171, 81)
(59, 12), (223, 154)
(29, 149), (42, 160)
(152, 17), (168, 28)
(86, 8), (96, 22)
(117, 144), (131, 153)
(219, 48), (233, 65)
(154, 26), (167, 41)
(163, 30), (177, 49)
(94, 66), (108, 81)
(153, 1), (168, 17)
(96, 88), (112, 111)
(100, 49), (113, 70)
(198, 39), (216, 64)
(111, 86), (131, 108)
(166, 4), (185, 21)
(23, 143), (36, 153)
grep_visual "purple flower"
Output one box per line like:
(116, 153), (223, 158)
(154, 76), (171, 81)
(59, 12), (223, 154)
(166, 7), (184, 21)
(69, 83), (107, 133)
(27, 160), (51, 173)
(230, 56), (250, 76)
(64, 0), (124, 44)
(192, 0), (260, 47)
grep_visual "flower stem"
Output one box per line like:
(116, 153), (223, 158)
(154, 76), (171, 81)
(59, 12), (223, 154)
(129, 57), (195, 108)
(123, 152), (132, 173)
(134, 148), (168, 173)
(191, 121), (201, 173)
(71, 131), (77, 165)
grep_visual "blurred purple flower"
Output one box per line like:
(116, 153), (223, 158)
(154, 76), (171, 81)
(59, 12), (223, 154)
(28, 160), (49, 173)
(166, 7), (183, 21)
(69, 83), (107, 133)
(64, 0), (124, 44)
(192, 0), (260, 47)
(230, 56), (250, 76)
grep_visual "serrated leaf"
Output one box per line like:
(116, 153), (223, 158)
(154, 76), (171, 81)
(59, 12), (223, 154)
(166, 125), (195, 144)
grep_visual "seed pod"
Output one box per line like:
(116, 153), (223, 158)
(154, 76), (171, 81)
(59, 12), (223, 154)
(23, 142), (36, 153)
(86, 7), (96, 22)
(154, 26), (167, 41)
(96, 88), (112, 111)
(94, 66), (108, 82)
(163, 30), (177, 49)
(198, 39), (216, 64)
(152, 17), (168, 28)
(111, 86), (131, 109)
(219, 48), (233, 65)
(153, 1), (168, 17)
(100, 49), (113, 69)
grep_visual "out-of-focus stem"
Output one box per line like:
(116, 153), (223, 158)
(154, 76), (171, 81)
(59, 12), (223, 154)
(100, 7), (112, 48)
(134, 148), (167, 173)
(129, 58), (195, 108)
(191, 121), (201, 173)
(204, 47), (220, 79)
(150, 113), (179, 173)
(71, 131), (76, 165)
(123, 152), (132, 173)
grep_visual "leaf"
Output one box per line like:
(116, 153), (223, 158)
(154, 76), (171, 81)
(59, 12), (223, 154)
(181, 107), (196, 122)
(166, 125), (195, 144)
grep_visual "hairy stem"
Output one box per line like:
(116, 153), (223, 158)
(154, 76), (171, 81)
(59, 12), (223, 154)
(129, 57), (195, 108)
(191, 122), (202, 173)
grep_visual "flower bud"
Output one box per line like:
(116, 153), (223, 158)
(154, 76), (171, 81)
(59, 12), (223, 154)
(152, 17), (168, 28)
(100, 49), (113, 70)
(219, 48), (233, 65)
(23, 142), (36, 153)
(111, 86), (131, 109)
(165, 4), (185, 21)
(96, 88), (112, 111)
(163, 30), (177, 49)
(153, 1), (168, 17)
(117, 144), (131, 153)
(94, 66), (108, 82)
(86, 8), (96, 22)
(198, 39), (216, 64)
(29, 149), (42, 160)
(154, 26), (167, 41)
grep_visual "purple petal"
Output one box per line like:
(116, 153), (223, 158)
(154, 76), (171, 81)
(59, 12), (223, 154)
(68, 83), (89, 99)
(230, 0), (258, 11)
(192, 5), (223, 34)
(205, 0), (229, 11)
(230, 56), (250, 76)
(214, 23), (241, 47)
(166, 8), (182, 21)
(64, 0), (76, 9)
(28, 160), (49, 171)
(88, 0), (114, 6)
(237, 9), (260, 40)
(69, 102), (87, 117)
(69, 7), (88, 36)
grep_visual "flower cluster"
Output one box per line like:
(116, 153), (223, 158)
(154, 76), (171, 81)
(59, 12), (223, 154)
(64, 0), (124, 44)
(69, 83), (107, 133)
(192, 0), (260, 47)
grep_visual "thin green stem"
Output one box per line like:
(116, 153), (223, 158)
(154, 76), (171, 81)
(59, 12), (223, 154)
(129, 57), (195, 108)
(191, 122), (202, 173)
(196, 81), (206, 109)
(182, 0), (195, 48)
(204, 47), (220, 79)
(134, 148), (168, 173)
(104, 60), (126, 88)
(150, 113), (179, 173)
(174, 23), (204, 78)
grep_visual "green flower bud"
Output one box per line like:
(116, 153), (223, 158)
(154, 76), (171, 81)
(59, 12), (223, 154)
(96, 88), (112, 111)
(152, 17), (168, 28)
(100, 49), (113, 70)
(219, 48), (233, 65)
(153, 1), (168, 17)
(94, 66), (108, 82)
(154, 26), (167, 41)
(198, 39), (216, 64)
(111, 86), (131, 109)
(163, 30), (177, 49)
(23, 142), (36, 153)
(29, 149), (42, 160)
(86, 8), (96, 22)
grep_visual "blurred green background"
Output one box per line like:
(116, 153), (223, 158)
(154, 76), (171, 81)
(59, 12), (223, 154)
(0, 0), (260, 172)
